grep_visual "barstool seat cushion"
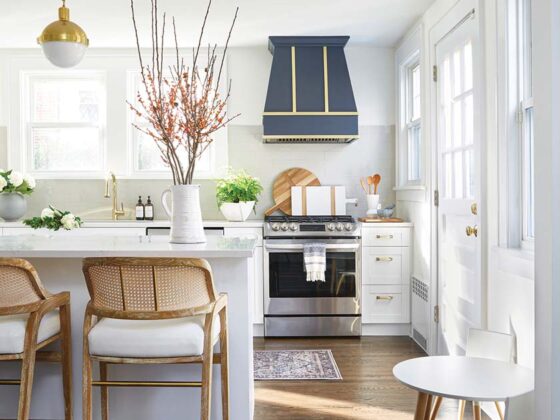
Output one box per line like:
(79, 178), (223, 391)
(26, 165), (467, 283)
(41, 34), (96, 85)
(0, 310), (61, 354)
(88, 315), (221, 358)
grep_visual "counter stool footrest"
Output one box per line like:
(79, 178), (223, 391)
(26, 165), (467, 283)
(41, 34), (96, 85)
(92, 380), (202, 388)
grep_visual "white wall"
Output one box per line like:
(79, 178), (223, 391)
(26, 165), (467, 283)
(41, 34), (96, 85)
(0, 45), (397, 220)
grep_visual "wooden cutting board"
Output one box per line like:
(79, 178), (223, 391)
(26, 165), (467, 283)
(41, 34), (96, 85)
(265, 168), (320, 216)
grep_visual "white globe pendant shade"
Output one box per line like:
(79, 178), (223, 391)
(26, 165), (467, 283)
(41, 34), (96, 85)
(37, 1), (89, 68)
(40, 41), (87, 68)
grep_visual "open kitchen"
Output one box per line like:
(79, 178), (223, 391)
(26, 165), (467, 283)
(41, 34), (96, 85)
(0, 0), (552, 419)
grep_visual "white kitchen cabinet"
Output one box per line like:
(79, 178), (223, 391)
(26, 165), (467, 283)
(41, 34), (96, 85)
(223, 227), (264, 326)
(361, 224), (412, 326)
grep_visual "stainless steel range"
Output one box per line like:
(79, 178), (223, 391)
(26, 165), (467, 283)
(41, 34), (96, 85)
(264, 215), (361, 337)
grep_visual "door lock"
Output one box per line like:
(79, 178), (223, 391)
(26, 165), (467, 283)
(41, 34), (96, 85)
(466, 225), (478, 237)
(471, 202), (478, 215)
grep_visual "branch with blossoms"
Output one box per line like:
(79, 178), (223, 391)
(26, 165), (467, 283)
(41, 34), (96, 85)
(129, 0), (239, 185)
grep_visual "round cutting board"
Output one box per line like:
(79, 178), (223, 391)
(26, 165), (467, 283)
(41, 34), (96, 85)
(265, 168), (320, 216)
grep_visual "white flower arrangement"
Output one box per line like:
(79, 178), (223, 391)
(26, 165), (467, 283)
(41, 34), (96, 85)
(23, 206), (83, 231)
(0, 169), (35, 195)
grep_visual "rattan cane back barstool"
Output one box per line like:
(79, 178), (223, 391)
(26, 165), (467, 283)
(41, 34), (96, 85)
(0, 258), (72, 420)
(81, 257), (229, 420)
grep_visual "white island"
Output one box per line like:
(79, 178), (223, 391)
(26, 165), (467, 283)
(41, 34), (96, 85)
(0, 234), (257, 420)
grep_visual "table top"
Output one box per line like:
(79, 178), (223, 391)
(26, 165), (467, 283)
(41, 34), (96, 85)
(393, 356), (534, 401)
(0, 234), (257, 258)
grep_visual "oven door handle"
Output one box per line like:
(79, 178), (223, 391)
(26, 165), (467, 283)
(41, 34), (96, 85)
(265, 243), (360, 251)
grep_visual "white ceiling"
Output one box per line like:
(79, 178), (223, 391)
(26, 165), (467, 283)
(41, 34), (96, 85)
(2, 0), (435, 49)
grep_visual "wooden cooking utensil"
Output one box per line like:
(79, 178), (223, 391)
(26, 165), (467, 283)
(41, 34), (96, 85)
(372, 173), (381, 195)
(360, 178), (369, 194)
(367, 176), (374, 194)
(264, 168), (320, 216)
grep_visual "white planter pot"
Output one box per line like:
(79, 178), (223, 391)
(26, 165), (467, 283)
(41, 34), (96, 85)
(219, 201), (255, 222)
(161, 185), (206, 244)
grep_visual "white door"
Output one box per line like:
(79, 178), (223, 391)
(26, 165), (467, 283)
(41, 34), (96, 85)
(436, 10), (482, 355)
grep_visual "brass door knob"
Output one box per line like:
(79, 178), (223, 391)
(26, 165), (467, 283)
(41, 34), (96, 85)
(471, 202), (478, 215)
(466, 225), (478, 237)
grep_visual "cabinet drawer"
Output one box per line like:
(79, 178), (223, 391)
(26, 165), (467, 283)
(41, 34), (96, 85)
(362, 228), (409, 247)
(362, 247), (410, 285)
(362, 285), (410, 324)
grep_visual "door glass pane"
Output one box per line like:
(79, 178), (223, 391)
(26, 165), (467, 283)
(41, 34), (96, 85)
(464, 94), (474, 145)
(453, 50), (462, 97)
(453, 100), (463, 147)
(454, 151), (464, 198)
(444, 153), (453, 198)
(268, 252), (356, 298)
(463, 41), (473, 91)
(31, 127), (101, 171)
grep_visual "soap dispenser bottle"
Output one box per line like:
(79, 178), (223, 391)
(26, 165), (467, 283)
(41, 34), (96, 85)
(135, 196), (145, 220)
(144, 196), (154, 221)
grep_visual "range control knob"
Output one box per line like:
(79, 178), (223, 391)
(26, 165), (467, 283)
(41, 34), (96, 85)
(327, 223), (336, 231)
(289, 223), (298, 231)
(281, 223), (289, 231)
(345, 223), (354, 231)
(271, 223), (280, 231)
(336, 223), (344, 231)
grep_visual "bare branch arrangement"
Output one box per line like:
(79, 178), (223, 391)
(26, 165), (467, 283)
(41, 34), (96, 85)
(129, 0), (239, 185)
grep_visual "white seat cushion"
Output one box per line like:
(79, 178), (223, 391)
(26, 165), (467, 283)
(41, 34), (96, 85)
(88, 315), (221, 358)
(0, 310), (61, 354)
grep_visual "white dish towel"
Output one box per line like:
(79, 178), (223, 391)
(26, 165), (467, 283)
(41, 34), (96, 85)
(303, 243), (327, 282)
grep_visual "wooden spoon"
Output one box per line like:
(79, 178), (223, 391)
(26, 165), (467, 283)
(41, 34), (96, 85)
(360, 178), (369, 194)
(367, 176), (374, 194)
(372, 173), (381, 195)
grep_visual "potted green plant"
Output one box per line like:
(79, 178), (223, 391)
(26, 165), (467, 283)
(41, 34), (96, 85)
(0, 169), (36, 222)
(216, 170), (263, 221)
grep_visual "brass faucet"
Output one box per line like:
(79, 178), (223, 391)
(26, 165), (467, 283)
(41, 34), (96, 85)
(104, 172), (125, 220)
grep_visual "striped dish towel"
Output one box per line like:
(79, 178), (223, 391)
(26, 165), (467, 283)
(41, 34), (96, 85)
(303, 243), (326, 282)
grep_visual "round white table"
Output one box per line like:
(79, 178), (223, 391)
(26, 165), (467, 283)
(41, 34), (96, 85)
(393, 356), (534, 420)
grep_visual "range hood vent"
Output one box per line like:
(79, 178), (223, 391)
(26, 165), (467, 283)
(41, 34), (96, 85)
(263, 36), (359, 144)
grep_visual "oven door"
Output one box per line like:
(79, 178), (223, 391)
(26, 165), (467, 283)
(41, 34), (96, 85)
(264, 239), (361, 316)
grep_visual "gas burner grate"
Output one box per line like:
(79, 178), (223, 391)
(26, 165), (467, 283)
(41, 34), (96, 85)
(265, 215), (355, 224)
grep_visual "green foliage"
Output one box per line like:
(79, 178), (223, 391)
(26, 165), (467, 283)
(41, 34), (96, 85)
(0, 170), (35, 196)
(23, 206), (83, 231)
(216, 169), (263, 208)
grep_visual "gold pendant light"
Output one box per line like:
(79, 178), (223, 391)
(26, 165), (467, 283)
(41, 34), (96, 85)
(37, 0), (89, 68)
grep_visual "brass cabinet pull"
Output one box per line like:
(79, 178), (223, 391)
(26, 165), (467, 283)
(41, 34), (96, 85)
(466, 225), (478, 237)
(375, 234), (394, 239)
(376, 295), (394, 301)
(375, 256), (394, 262)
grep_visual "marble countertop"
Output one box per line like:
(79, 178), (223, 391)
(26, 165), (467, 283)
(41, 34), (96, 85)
(0, 219), (265, 229)
(0, 235), (257, 258)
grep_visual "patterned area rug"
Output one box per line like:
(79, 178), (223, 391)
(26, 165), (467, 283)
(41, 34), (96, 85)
(254, 349), (342, 380)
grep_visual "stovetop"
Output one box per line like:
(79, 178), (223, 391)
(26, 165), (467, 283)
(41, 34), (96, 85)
(264, 215), (360, 238)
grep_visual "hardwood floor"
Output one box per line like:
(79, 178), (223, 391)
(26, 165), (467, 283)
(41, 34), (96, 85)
(254, 337), (490, 420)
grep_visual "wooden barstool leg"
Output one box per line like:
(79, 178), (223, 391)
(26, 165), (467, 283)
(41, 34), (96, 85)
(60, 304), (73, 420)
(473, 401), (482, 420)
(201, 314), (215, 420)
(414, 392), (429, 420)
(494, 401), (505, 420)
(18, 315), (40, 420)
(100, 362), (109, 420)
(82, 314), (93, 420)
(430, 396), (443, 420)
(219, 310), (229, 420)
(458, 399), (466, 420)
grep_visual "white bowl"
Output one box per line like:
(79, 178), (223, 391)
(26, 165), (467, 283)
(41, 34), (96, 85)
(219, 201), (256, 222)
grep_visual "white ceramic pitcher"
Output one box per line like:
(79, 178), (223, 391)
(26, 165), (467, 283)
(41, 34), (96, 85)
(161, 185), (206, 244)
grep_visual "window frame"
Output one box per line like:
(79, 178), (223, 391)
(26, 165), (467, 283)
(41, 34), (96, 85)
(395, 41), (425, 190)
(3, 50), (229, 180)
(22, 71), (107, 178)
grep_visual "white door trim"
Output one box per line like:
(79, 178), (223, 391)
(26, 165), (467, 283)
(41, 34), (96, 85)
(428, 0), (488, 355)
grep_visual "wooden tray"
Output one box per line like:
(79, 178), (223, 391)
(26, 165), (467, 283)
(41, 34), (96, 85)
(358, 217), (404, 223)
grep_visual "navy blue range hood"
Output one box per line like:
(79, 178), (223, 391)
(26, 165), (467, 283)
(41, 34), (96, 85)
(263, 36), (359, 143)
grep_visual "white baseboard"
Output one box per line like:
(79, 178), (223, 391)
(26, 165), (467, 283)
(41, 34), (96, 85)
(253, 324), (264, 337)
(361, 323), (411, 336)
